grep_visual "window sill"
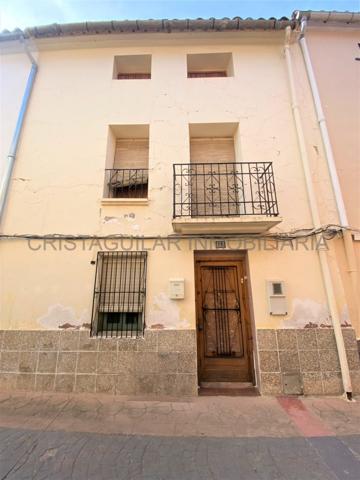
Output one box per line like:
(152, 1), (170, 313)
(187, 75), (232, 79)
(94, 331), (143, 338)
(101, 198), (149, 206)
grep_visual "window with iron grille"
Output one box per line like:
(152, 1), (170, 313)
(91, 251), (147, 338)
(104, 132), (149, 199)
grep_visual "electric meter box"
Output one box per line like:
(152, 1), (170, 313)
(267, 280), (287, 315)
(169, 278), (185, 299)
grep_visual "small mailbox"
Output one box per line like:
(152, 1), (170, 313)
(169, 278), (185, 299)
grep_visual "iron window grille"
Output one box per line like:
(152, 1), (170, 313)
(173, 162), (279, 218)
(91, 251), (147, 338)
(105, 168), (148, 198)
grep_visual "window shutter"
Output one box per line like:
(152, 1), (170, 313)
(189, 138), (238, 215)
(113, 139), (149, 169)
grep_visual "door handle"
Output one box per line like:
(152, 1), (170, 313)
(198, 325), (204, 331)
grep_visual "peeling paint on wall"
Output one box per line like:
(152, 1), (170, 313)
(282, 299), (331, 328)
(147, 292), (190, 329)
(340, 304), (351, 326)
(37, 304), (90, 330)
(103, 213), (136, 224)
(103, 216), (119, 223)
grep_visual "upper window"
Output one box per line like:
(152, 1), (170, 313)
(105, 125), (149, 199)
(113, 54), (151, 80)
(187, 53), (233, 78)
(91, 251), (147, 337)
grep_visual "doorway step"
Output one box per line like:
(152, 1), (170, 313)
(199, 382), (259, 396)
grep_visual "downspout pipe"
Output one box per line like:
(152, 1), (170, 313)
(284, 27), (352, 398)
(296, 13), (360, 332)
(0, 36), (38, 225)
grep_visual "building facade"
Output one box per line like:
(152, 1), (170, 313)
(0, 13), (359, 396)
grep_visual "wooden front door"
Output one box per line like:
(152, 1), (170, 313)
(195, 253), (253, 383)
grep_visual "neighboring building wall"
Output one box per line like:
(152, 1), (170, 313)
(304, 26), (360, 337)
(305, 27), (360, 230)
(0, 31), (357, 395)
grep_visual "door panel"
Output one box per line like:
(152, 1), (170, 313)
(195, 257), (252, 382)
(202, 266), (244, 357)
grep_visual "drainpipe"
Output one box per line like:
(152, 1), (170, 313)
(296, 13), (360, 333)
(284, 27), (352, 398)
(0, 36), (38, 224)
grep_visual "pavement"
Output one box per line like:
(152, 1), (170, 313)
(0, 392), (359, 479)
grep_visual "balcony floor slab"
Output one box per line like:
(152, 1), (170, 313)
(172, 215), (283, 234)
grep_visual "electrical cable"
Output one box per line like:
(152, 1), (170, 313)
(0, 224), (358, 241)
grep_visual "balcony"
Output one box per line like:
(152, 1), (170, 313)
(172, 162), (282, 234)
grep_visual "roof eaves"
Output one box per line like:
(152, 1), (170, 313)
(0, 16), (293, 43)
(292, 10), (360, 24)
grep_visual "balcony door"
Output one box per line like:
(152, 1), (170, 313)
(195, 252), (253, 382)
(190, 138), (241, 216)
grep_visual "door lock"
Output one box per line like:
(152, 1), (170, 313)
(198, 325), (204, 331)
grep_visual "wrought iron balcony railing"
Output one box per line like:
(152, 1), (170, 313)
(105, 168), (148, 198)
(173, 162), (279, 218)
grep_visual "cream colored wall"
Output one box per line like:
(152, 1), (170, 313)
(0, 236), (335, 331)
(0, 32), (348, 331)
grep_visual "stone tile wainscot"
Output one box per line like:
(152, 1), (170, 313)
(257, 328), (360, 395)
(0, 330), (198, 396)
